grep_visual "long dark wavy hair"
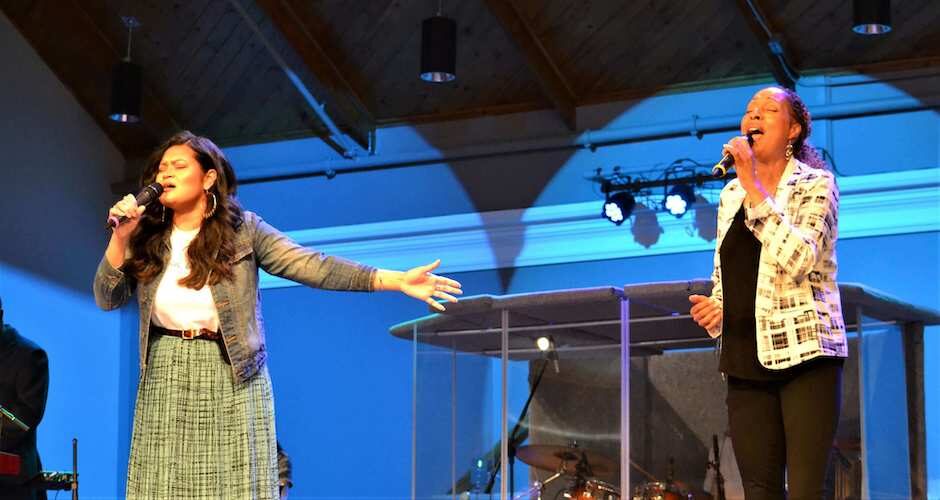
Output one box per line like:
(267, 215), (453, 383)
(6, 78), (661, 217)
(125, 131), (244, 288)
(775, 87), (827, 170)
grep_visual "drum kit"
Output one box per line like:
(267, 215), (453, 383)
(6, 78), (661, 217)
(513, 443), (701, 500)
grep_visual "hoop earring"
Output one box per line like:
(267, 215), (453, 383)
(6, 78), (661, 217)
(785, 143), (794, 161)
(205, 191), (218, 219)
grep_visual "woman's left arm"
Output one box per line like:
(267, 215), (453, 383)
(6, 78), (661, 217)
(745, 171), (839, 282)
(251, 214), (376, 291)
(251, 213), (461, 309)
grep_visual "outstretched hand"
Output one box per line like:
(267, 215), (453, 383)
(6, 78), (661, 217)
(400, 259), (463, 311)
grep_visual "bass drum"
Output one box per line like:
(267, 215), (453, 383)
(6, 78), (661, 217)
(631, 481), (692, 500)
(569, 478), (620, 499)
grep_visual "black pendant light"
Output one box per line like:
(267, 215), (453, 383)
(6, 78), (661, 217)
(852, 0), (891, 35)
(110, 16), (142, 123)
(420, 1), (456, 83)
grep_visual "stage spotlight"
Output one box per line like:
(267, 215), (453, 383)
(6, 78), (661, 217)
(853, 0), (891, 35)
(110, 16), (142, 123)
(603, 191), (636, 226)
(535, 336), (553, 352)
(420, 5), (457, 83)
(535, 336), (559, 373)
(664, 184), (696, 218)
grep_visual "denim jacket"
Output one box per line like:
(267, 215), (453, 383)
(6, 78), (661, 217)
(93, 211), (376, 384)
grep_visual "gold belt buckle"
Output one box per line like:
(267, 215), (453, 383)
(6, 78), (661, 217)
(181, 329), (198, 340)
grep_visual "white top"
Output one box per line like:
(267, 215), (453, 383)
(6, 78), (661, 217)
(151, 225), (221, 332)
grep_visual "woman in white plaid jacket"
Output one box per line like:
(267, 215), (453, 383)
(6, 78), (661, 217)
(690, 86), (847, 499)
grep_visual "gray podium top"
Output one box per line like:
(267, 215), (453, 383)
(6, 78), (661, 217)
(389, 280), (940, 359)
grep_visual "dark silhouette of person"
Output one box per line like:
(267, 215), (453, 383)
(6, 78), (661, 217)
(0, 295), (49, 500)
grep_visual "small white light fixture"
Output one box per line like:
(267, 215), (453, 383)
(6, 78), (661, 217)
(853, 0), (892, 35)
(536, 336), (553, 352)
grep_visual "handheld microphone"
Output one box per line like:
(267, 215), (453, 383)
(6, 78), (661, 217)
(106, 182), (164, 229)
(712, 128), (760, 178)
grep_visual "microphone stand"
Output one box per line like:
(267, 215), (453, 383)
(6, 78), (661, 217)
(484, 358), (550, 495)
(0, 405), (30, 432)
(709, 434), (726, 500)
(72, 438), (79, 500)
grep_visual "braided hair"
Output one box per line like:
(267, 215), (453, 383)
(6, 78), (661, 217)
(776, 87), (828, 170)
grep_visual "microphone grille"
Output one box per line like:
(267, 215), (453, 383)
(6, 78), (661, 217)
(137, 182), (165, 205)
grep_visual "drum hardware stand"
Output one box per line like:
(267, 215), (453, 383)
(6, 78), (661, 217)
(71, 437), (79, 500)
(708, 434), (726, 500)
(569, 448), (595, 492)
(0, 407), (78, 499)
(485, 357), (551, 495)
(518, 470), (563, 500)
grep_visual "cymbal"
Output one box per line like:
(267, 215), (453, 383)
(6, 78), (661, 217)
(516, 444), (617, 476)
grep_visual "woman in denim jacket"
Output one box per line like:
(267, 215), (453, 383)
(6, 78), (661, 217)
(689, 87), (847, 499)
(94, 131), (462, 499)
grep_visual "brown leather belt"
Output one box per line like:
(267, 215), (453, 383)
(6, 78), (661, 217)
(151, 325), (221, 341)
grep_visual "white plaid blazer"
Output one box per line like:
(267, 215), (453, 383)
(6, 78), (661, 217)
(708, 158), (848, 369)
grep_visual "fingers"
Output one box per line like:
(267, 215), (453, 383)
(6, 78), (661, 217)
(426, 297), (446, 312)
(722, 136), (748, 154)
(433, 291), (458, 303)
(439, 277), (462, 289)
(698, 307), (722, 329)
(432, 276), (463, 295)
(419, 259), (441, 273)
(689, 295), (721, 329)
(436, 285), (462, 295)
(705, 311), (722, 331)
(689, 295), (708, 318)
(690, 297), (716, 317)
(722, 136), (752, 170)
(110, 194), (140, 218)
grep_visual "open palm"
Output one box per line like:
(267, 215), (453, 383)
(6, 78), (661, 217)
(400, 259), (463, 311)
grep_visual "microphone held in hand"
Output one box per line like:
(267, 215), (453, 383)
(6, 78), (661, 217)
(106, 182), (164, 229)
(712, 128), (760, 178)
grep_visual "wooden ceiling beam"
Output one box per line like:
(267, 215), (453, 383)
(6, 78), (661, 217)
(245, 0), (375, 156)
(733, 0), (800, 89)
(0, 0), (182, 159)
(482, 0), (577, 131)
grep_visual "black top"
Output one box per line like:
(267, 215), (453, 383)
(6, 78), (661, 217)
(718, 206), (787, 380)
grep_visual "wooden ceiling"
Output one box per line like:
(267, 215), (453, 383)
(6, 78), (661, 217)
(4, 0), (939, 161)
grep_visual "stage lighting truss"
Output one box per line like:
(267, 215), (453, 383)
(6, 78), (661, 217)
(588, 159), (734, 226)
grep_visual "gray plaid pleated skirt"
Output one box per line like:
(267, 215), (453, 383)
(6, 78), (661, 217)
(126, 335), (278, 500)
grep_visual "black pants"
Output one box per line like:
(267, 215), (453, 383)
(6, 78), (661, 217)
(726, 360), (842, 500)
